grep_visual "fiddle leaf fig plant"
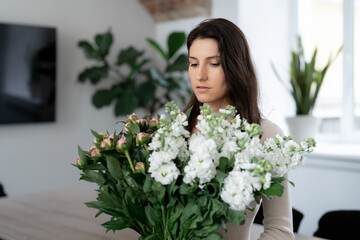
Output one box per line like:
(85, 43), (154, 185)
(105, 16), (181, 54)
(78, 30), (191, 116)
(272, 36), (342, 115)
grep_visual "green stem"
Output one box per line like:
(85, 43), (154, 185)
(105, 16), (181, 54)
(144, 144), (149, 154)
(161, 205), (169, 239)
(144, 145), (150, 171)
(124, 150), (135, 173)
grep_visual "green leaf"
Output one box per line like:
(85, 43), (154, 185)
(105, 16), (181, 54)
(143, 175), (153, 193)
(101, 219), (130, 232)
(167, 53), (188, 72)
(91, 129), (103, 139)
(127, 199), (147, 225)
(127, 120), (140, 135)
(95, 31), (113, 56)
(261, 182), (284, 197)
(168, 32), (186, 59)
(106, 156), (122, 180)
(78, 65), (109, 84)
(136, 80), (156, 105)
(83, 170), (106, 186)
(116, 46), (144, 67)
(145, 206), (159, 226)
(147, 38), (169, 61)
(92, 87), (121, 108)
(78, 41), (100, 60)
(225, 209), (245, 225)
(114, 90), (139, 116)
(202, 233), (222, 240)
(219, 157), (229, 172)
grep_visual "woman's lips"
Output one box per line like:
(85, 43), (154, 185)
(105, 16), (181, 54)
(196, 86), (210, 93)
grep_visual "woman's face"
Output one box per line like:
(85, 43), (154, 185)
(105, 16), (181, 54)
(188, 38), (228, 112)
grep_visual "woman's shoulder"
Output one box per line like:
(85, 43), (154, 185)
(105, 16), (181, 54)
(259, 119), (284, 144)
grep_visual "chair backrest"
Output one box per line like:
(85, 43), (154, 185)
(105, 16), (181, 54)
(313, 210), (360, 240)
(0, 183), (6, 197)
(254, 204), (304, 233)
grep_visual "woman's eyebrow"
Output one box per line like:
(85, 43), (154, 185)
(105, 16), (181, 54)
(188, 56), (220, 60)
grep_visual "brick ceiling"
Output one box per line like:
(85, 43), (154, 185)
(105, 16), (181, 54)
(138, 0), (212, 22)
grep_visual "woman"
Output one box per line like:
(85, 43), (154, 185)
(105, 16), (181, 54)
(184, 18), (294, 240)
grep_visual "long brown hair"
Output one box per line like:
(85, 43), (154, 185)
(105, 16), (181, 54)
(184, 18), (261, 132)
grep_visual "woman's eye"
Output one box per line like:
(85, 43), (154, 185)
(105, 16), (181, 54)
(190, 63), (198, 67)
(210, 63), (220, 67)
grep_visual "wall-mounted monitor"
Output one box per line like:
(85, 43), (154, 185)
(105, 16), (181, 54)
(0, 22), (56, 125)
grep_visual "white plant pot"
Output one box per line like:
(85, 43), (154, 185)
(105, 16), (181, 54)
(285, 115), (320, 143)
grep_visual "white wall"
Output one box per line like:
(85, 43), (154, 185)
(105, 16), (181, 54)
(290, 154), (360, 236)
(238, 0), (297, 133)
(0, 0), (155, 196)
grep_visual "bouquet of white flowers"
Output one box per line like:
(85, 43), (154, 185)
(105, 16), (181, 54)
(75, 102), (315, 240)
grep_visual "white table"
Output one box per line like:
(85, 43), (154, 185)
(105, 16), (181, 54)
(0, 187), (325, 240)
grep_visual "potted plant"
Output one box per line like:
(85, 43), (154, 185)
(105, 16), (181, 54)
(77, 30), (191, 117)
(272, 36), (341, 142)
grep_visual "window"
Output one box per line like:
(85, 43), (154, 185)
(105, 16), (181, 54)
(298, 0), (360, 142)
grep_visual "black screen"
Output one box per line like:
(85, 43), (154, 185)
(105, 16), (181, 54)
(0, 23), (56, 124)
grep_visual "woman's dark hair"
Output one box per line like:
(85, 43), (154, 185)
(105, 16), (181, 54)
(184, 18), (261, 132)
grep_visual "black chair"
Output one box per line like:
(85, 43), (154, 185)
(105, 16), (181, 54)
(313, 210), (360, 240)
(254, 203), (304, 233)
(0, 183), (7, 197)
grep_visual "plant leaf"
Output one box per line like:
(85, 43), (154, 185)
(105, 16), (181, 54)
(114, 90), (139, 116)
(101, 219), (130, 232)
(167, 53), (188, 72)
(92, 87), (121, 108)
(116, 46), (144, 67)
(78, 41), (100, 60)
(106, 156), (122, 180)
(168, 32), (186, 59)
(95, 31), (113, 56)
(147, 38), (169, 61)
(78, 65), (109, 84)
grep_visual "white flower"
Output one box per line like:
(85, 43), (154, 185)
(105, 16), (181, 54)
(183, 155), (217, 187)
(220, 171), (255, 211)
(150, 162), (179, 185)
(219, 109), (232, 115)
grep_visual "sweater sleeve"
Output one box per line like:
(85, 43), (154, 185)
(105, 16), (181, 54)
(258, 120), (295, 240)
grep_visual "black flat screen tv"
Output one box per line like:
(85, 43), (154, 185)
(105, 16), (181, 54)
(0, 22), (56, 125)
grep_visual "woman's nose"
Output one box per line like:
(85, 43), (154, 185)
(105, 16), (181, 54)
(196, 65), (207, 81)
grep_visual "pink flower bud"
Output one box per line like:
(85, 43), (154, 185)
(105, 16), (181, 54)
(136, 132), (150, 145)
(126, 113), (138, 123)
(135, 162), (146, 173)
(136, 119), (149, 131)
(90, 148), (102, 158)
(149, 117), (159, 130)
(93, 132), (109, 144)
(100, 138), (114, 150)
(124, 122), (131, 133)
(149, 133), (154, 140)
(76, 156), (86, 169)
(116, 136), (128, 152)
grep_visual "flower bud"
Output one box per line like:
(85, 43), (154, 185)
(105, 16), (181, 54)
(136, 119), (149, 131)
(116, 136), (128, 152)
(149, 117), (159, 130)
(135, 162), (146, 173)
(124, 122), (131, 133)
(90, 147), (102, 158)
(76, 156), (86, 169)
(126, 113), (138, 123)
(136, 132), (150, 145)
(100, 138), (114, 151)
(93, 132), (108, 144)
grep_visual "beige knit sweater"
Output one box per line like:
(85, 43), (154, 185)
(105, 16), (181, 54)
(216, 119), (295, 240)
